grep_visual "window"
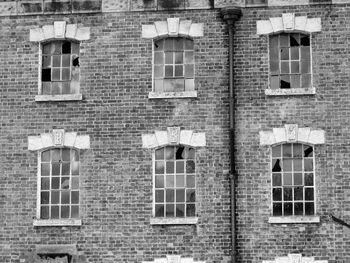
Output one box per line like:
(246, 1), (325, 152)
(40, 148), (80, 220)
(153, 37), (195, 93)
(41, 41), (80, 95)
(154, 146), (196, 218)
(271, 143), (315, 217)
(269, 33), (311, 90)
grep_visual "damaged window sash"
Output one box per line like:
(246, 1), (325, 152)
(41, 41), (80, 95)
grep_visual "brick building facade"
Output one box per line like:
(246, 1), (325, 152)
(1, 0), (350, 263)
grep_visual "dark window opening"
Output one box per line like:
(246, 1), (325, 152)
(38, 254), (71, 263)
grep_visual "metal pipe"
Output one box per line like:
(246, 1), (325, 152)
(221, 7), (241, 263)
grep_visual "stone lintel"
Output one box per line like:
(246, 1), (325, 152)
(35, 244), (78, 254)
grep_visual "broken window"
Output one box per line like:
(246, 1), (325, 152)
(41, 41), (80, 95)
(40, 148), (80, 220)
(154, 146), (196, 218)
(271, 143), (315, 217)
(37, 254), (71, 263)
(269, 33), (311, 89)
(153, 37), (195, 92)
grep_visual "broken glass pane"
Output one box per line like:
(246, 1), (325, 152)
(61, 191), (70, 204)
(272, 203), (282, 216)
(155, 204), (164, 217)
(155, 175), (164, 188)
(272, 173), (281, 186)
(283, 188), (293, 201)
(176, 189), (185, 202)
(272, 188), (282, 201)
(51, 191), (59, 204)
(281, 75), (291, 89)
(51, 206), (59, 219)
(154, 39), (164, 51)
(272, 159), (281, 172)
(280, 34), (289, 47)
(72, 57), (79, 67)
(283, 202), (293, 216)
(305, 202), (314, 215)
(175, 52), (183, 64)
(305, 188), (314, 200)
(290, 34), (300, 47)
(304, 145), (313, 157)
(61, 206), (70, 218)
(294, 202), (303, 215)
(185, 51), (194, 64)
(300, 35), (310, 46)
(175, 147), (184, 159)
(166, 189), (174, 202)
(283, 173), (292, 185)
(165, 52), (173, 64)
(166, 204), (175, 217)
(176, 162), (184, 173)
(42, 69), (51, 81)
(185, 64), (194, 78)
(185, 79), (194, 91)
(294, 173), (303, 185)
(41, 206), (49, 219)
(154, 65), (163, 78)
(281, 61), (289, 74)
(166, 162), (174, 174)
(186, 204), (195, 217)
(294, 187), (303, 200)
(304, 173), (314, 186)
(176, 204), (185, 217)
(176, 174), (185, 187)
(71, 191), (79, 204)
(165, 174), (174, 187)
(71, 206), (79, 218)
(186, 189), (195, 202)
(155, 189), (164, 202)
(62, 42), (71, 54)
(186, 174), (195, 188)
(175, 65), (183, 77)
(270, 76), (279, 89)
(291, 75), (301, 89)
(41, 192), (49, 204)
(61, 177), (69, 189)
(165, 65), (173, 77)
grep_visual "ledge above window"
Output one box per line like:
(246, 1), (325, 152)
(265, 87), (316, 96)
(33, 219), (82, 227)
(35, 94), (83, 102)
(150, 217), (198, 225)
(148, 91), (197, 99)
(269, 216), (320, 224)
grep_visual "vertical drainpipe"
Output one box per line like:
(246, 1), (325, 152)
(221, 7), (241, 263)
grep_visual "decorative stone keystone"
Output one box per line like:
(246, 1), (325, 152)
(262, 253), (328, 263)
(285, 124), (298, 142)
(142, 128), (206, 149)
(52, 129), (65, 146)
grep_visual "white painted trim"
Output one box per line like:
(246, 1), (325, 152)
(35, 94), (83, 102)
(142, 255), (205, 263)
(148, 91), (198, 99)
(33, 219), (82, 226)
(268, 216), (320, 224)
(257, 13), (321, 35)
(142, 18), (203, 39)
(150, 217), (198, 225)
(263, 253), (327, 263)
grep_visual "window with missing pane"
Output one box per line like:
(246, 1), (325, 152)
(271, 143), (315, 217)
(40, 148), (80, 220)
(154, 146), (196, 218)
(269, 33), (311, 90)
(153, 37), (195, 93)
(41, 41), (80, 95)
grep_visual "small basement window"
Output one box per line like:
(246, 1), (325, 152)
(38, 254), (71, 263)
(41, 41), (80, 95)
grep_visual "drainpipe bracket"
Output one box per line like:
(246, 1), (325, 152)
(221, 7), (242, 24)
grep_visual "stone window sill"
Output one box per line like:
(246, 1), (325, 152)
(265, 87), (316, 96)
(35, 94), (83, 102)
(148, 91), (197, 99)
(150, 217), (198, 225)
(33, 219), (82, 227)
(269, 216), (320, 224)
